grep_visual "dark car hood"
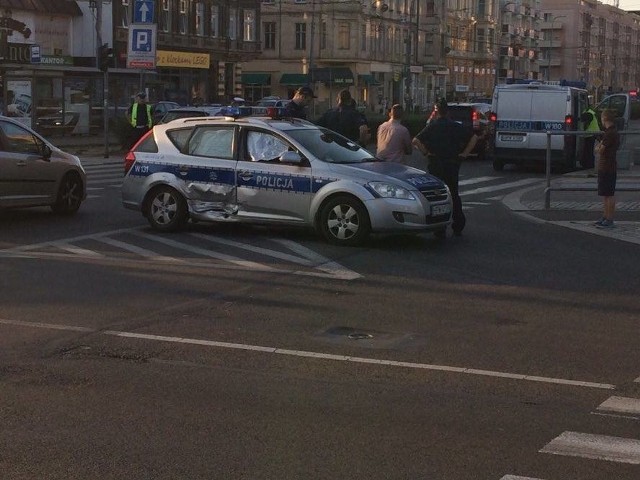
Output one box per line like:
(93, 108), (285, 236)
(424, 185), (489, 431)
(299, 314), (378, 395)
(346, 161), (444, 190)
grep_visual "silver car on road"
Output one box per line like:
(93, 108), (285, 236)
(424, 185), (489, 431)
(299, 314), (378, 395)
(121, 115), (452, 246)
(0, 115), (86, 214)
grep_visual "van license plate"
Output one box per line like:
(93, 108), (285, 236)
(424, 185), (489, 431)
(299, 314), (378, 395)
(500, 135), (524, 142)
(431, 204), (451, 216)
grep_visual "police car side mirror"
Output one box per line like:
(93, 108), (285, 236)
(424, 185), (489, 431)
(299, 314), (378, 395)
(279, 151), (303, 164)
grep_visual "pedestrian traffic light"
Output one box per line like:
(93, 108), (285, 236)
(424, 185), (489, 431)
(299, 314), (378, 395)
(98, 43), (113, 72)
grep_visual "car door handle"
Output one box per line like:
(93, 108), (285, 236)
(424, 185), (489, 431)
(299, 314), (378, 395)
(239, 171), (253, 181)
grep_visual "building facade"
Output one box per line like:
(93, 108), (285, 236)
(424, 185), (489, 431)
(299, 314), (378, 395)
(540, 0), (640, 99)
(112, 0), (261, 106)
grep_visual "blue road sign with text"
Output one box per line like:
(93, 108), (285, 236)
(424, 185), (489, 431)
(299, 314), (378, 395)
(134, 0), (154, 23)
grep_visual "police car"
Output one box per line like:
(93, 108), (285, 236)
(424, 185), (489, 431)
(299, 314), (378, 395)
(121, 114), (452, 246)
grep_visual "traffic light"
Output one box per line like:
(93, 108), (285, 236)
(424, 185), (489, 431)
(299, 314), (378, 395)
(98, 43), (113, 72)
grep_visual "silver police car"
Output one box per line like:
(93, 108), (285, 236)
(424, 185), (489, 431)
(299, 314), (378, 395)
(121, 115), (451, 246)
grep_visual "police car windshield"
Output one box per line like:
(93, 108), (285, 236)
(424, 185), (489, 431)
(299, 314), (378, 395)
(286, 128), (377, 164)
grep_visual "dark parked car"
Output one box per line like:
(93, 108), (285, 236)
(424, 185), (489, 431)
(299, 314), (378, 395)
(152, 101), (181, 124)
(427, 102), (494, 160)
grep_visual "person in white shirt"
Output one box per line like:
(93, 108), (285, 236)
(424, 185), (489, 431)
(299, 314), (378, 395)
(376, 104), (412, 163)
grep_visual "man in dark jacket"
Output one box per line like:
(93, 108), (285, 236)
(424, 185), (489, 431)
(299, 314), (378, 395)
(317, 89), (370, 145)
(282, 86), (316, 119)
(412, 97), (478, 237)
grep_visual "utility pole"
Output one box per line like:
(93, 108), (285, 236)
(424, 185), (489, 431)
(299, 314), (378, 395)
(95, 0), (109, 158)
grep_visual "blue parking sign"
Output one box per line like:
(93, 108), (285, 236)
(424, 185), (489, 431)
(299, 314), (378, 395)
(132, 28), (153, 52)
(134, 0), (154, 23)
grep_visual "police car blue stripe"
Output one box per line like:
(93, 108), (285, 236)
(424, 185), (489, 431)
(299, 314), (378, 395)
(238, 172), (311, 193)
(129, 161), (236, 186)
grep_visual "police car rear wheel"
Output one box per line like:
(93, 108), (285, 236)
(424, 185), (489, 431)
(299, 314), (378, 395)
(145, 186), (188, 232)
(319, 195), (370, 247)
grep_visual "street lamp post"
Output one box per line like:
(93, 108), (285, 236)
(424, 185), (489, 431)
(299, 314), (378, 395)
(547, 15), (566, 81)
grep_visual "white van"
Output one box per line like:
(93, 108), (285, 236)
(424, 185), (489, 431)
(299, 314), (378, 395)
(491, 82), (590, 171)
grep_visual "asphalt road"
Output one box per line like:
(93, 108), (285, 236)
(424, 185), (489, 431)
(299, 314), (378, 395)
(1, 159), (639, 479)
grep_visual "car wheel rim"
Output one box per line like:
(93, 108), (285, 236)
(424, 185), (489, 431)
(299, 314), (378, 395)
(151, 192), (177, 225)
(327, 204), (359, 240)
(62, 179), (81, 208)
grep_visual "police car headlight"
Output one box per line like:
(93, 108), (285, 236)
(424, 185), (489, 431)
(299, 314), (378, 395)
(368, 182), (416, 200)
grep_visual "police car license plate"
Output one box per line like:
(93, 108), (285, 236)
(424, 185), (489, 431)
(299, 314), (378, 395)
(431, 204), (451, 216)
(500, 134), (524, 142)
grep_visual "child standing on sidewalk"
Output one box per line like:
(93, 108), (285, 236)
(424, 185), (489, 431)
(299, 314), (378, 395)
(594, 109), (620, 229)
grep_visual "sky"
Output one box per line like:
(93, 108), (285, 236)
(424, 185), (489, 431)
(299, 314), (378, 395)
(617, 1), (640, 10)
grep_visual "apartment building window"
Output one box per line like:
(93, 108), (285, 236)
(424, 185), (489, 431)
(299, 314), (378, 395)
(195, 2), (205, 36)
(229, 8), (238, 40)
(210, 5), (219, 38)
(476, 28), (485, 52)
(264, 22), (276, 49)
(338, 22), (350, 50)
(425, 1), (435, 16)
(320, 21), (327, 50)
(295, 23), (306, 50)
(159, 0), (171, 32)
(179, 0), (188, 35)
(244, 9), (256, 41)
(360, 23), (367, 52)
(121, 0), (130, 28)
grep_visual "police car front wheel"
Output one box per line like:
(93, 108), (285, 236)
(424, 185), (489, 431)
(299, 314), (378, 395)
(319, 195), (371, 247)
(145, 186), (188, 232)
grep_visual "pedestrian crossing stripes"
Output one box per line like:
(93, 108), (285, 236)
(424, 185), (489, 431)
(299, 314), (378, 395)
(539, 431), (640, 465)
(597, 396), (640, 416)
(0, 227), (362, 281)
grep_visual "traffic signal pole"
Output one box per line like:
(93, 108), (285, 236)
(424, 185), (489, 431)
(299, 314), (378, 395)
(96, 0), (109, 158)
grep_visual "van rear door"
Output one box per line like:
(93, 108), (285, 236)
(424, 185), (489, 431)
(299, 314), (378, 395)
(529, 91), (568, 151)
(495, 89), (534, 149)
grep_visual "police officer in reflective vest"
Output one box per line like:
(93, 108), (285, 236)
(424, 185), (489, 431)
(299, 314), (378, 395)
(126, 92), (153, 149)
(413, 98), (478, 238)
(580, 106), (601, 169)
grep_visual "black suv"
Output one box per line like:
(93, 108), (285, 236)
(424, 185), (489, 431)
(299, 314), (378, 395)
(428, 102), (493, 160)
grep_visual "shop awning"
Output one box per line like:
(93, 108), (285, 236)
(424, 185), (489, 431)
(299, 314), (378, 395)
(358, 74), (380, 85)
(241, 73), (271, 85)
(310, 67), (354, 85)
(280, 73), (309, 86)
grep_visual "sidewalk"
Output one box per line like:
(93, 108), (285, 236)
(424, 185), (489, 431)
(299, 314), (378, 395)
(503, 162), (640, 244)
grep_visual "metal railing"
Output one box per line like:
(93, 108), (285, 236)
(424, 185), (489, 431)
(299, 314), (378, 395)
(496, 128), (640, 209)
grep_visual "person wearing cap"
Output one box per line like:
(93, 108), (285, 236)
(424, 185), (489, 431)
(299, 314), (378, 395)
(317, 89), (370, 145)
(412, 97), (478, 237)
(126, 92), (154, 149)
(282, 86), (315, 119)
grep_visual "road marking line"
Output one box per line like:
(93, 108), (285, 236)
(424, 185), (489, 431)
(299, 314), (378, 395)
(189, 232), (314, 266)
(540, 431), (640, 464)
(87, 178), (123, 185)
(96, 236), (183, 262)
(131, 231), (275, 271)
(272, 238), (362, 280)
(591, 412), (640, 421)
(0, 318), (94, 332)
(52, 243), (104, 257)
(500, 476), (545, 480)
(597, 396), (640, 415)
(635, 376), (640, 383)
(459, 176), (497, 186)
(0, 318), (615, 390)
(0, 227), (143, 252)
(461, 178), (542, 197)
